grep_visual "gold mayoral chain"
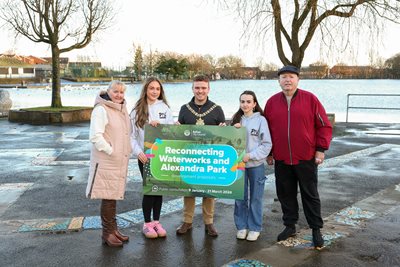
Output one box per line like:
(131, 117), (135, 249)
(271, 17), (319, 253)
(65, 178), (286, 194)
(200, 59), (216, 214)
(186, 103), (217, 125)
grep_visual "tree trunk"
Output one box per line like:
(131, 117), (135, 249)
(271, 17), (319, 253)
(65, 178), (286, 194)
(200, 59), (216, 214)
(51, 46), (62, 108)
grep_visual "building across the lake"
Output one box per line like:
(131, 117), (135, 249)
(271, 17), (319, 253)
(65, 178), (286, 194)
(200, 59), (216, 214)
(0, 52), (397, 84)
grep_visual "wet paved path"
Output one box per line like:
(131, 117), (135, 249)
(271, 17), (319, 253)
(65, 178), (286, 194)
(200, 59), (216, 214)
(0, 119), (399, 266)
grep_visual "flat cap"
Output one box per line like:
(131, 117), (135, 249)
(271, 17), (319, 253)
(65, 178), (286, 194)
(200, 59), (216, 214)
(277, 65), (300, 76)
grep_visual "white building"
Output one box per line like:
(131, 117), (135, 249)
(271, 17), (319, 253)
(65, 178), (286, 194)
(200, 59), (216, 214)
(0, 55), (35, 79)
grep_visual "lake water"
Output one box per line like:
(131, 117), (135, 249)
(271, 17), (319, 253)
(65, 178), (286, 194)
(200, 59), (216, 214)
(3, 79), (400, 123)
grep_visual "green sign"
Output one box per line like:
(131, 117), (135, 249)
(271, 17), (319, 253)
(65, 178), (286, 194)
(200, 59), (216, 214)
(143, 124), (246, 199)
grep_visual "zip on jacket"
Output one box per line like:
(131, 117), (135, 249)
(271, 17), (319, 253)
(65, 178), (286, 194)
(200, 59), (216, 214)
(287, 99), (293, 165)
(88, 163), (99, 198)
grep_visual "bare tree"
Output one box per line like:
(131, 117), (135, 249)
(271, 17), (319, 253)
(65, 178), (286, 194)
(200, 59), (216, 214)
(187, 54), (214, 78)
(143, 48), (159, 77)
(385, 53), (400, 77)
(133, 45), (144, 81)
(0, 0), (114, 107)
(217, 55), (245, 79)
(219, 0), (400, 68)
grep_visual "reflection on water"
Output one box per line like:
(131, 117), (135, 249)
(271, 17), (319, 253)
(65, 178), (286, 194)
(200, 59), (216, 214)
(2, 79), (400, 123)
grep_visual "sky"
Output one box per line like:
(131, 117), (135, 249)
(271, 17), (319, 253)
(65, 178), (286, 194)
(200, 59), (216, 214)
(1, 0), (399, 69)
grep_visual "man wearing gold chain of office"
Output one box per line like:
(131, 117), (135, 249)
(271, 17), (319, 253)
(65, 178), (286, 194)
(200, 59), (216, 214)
(176, 74), (226, 237)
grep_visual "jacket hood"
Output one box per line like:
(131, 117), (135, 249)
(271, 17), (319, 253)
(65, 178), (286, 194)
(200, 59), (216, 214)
(242, 112), (262, 121)
(95, 90), (126, 111)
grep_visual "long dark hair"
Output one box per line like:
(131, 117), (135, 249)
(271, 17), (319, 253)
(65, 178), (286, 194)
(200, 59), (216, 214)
(230, 90), (264, 125)
(133, 77), (169, 129)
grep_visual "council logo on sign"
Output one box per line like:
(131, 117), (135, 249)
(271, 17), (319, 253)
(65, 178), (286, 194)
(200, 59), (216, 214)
(184, 130), (191, 136)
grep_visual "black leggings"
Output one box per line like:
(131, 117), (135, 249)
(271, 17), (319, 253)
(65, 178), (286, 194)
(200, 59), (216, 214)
(138, 160), (163, 223)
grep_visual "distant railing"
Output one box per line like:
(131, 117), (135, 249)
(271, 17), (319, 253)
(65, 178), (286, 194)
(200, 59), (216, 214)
(346, 94), (400, 123)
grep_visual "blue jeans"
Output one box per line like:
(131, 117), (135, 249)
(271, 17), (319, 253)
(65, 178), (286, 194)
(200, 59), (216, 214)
(234, 164), (266, 232)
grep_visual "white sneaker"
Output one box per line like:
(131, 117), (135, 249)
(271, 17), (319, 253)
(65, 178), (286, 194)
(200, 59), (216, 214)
(246, 231), (260, 241)
(236, 229), (248, 239)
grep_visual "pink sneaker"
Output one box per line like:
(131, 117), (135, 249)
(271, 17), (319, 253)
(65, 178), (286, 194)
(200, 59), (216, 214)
(142, 222), (158, 238)
(153, 221), (167, 237)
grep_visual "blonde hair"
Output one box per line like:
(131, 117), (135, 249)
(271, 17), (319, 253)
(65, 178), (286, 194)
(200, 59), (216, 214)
(107, 80), (126, 92)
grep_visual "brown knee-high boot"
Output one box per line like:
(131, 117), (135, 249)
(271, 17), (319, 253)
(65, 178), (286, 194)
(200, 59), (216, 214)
(112, 211), (129, 242)
(101, 199), (123, 247)
(114, 228), (129, 242)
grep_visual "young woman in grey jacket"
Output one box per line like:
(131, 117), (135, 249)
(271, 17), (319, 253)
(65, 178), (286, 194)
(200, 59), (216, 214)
(231, 90), (272, 241)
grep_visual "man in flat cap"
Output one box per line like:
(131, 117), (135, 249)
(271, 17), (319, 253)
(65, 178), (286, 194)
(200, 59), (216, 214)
(264, 65), (332, 249)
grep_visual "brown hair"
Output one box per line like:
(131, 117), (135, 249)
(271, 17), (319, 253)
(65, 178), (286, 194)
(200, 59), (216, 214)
(192, 74), (210, 87)
(133, 77), (169, 129)
(230, 90), (264, 125)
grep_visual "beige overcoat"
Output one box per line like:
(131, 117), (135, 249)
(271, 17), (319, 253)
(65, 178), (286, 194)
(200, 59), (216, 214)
(86, 92), (132, 200)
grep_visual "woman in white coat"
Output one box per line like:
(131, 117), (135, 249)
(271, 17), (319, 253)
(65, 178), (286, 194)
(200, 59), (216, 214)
(130, 77), (174, 238)
(86, 81), (132, 247)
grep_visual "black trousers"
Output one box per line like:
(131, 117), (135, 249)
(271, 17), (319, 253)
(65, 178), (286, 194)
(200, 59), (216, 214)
(274, 159), (323, 229)
(138, 161), (162, 223)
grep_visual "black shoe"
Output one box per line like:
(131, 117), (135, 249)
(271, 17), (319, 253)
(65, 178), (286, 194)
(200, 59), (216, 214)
(277, 225), (296, 241)
(312, 228), (324, 248)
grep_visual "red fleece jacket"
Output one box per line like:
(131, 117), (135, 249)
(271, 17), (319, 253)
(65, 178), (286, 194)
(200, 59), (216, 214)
(264, 88), (332, 165)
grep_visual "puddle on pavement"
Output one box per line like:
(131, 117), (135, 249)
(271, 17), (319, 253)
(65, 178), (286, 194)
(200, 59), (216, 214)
(335, 206), (375, 226)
